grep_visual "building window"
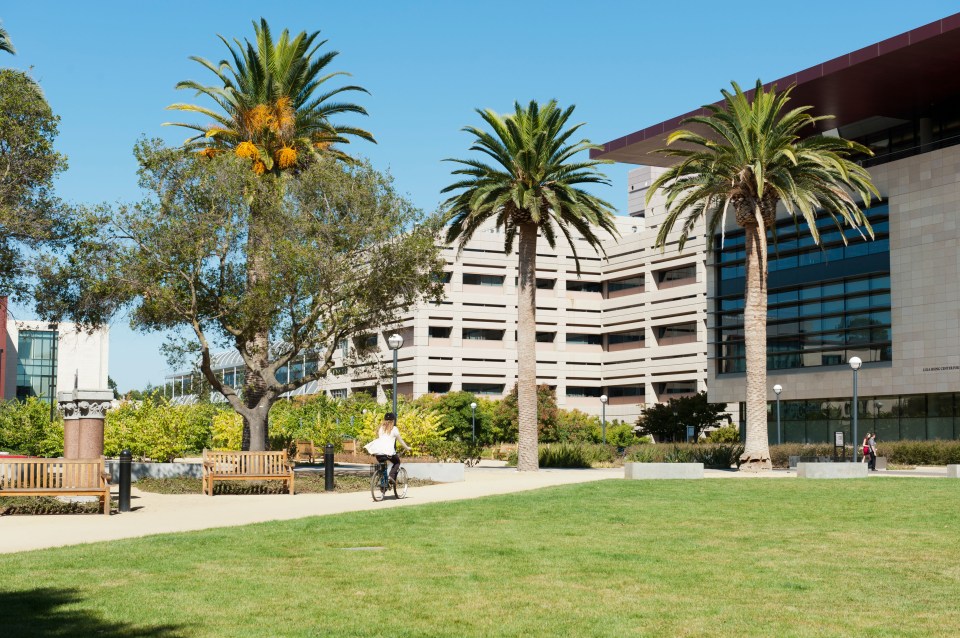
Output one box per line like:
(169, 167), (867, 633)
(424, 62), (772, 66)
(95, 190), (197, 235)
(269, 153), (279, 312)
(536, 331), (556, 343)
(429, 326), (452, 339)
(330, 388), (347, 399)
(434, 271), (453, 284)
(566, 280), (602, 293)
(566, 333), (602, 345)
(659, 381), (697, 396)
(15, 330), (58, 407)
(608, 385), (643, 397)
(657, 265), (696, 283)
(657, 323), (697, 344)
(607, 331), (644, 345)
(463, 273), (505, 286)
(427, 382), (452, 394)
(514, 277), (556, 289)
(462, 328), (504, 341)
(462, 383), (504, 395)
(566, 386), (602, 398)
(331, 366), (347, 376)
(607, 276), (644, 293)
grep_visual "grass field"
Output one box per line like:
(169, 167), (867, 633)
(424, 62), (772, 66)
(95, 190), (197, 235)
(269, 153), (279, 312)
(1, 479), (957, 637)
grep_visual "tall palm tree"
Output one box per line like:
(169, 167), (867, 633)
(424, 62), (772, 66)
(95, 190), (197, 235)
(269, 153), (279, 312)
(649, 80), (878, 470)
(443, 100), (617, 471)
(166, 18), (374, 171)
(0, 22), (15, 55)
(164, 19), (373, 450)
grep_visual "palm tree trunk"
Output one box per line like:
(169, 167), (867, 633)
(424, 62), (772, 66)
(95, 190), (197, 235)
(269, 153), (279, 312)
(739, 214), (772, 470)
(516, 222), (539, 471)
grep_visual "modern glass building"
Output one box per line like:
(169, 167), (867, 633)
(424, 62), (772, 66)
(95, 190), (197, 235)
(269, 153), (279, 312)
(15, 329), (58, 404)
(593, 13), (960, 442)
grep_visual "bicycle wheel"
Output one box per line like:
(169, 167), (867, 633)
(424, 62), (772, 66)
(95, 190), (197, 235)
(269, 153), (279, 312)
(370, 469), (386, 502)
(393, 467), (408, 499)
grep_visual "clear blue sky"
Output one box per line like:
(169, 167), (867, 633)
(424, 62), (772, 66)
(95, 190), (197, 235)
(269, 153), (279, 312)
(2, 1), (956, 392)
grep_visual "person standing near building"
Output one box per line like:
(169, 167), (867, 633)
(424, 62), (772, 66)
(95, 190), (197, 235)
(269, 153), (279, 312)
(861, 435), (870, 463)
(868, 433), (878, 471)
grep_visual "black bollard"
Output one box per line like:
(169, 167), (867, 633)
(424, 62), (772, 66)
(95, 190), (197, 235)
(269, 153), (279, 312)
(324, 444), (335, 492)
(119, 449), (132, 512)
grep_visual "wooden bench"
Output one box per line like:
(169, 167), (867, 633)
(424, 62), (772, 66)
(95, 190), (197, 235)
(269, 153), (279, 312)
(0, 456), (111, 515)
(201, 449), (295, 496)
(342, 439), (357, 455)
(293, 440), (315, 464)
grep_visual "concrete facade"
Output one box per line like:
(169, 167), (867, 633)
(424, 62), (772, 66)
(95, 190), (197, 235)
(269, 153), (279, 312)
(170, 166), (710, 424)
(2, 320), (110, 403)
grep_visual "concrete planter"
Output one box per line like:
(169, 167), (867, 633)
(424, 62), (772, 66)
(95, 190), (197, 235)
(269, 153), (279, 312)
(624, 462), (704, 479)
(106, 460), (202, 483)
(947, 465), (960, 478)
(401, 462), (464, 483)
(796, 462), (868, 479)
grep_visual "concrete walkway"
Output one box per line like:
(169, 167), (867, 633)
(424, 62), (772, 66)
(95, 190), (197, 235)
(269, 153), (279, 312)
(0, 465), (621, 554)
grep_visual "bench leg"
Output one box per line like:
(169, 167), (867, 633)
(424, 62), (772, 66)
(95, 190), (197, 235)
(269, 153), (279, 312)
(103, 490), (111, 516)
(289, 474), (295, 495)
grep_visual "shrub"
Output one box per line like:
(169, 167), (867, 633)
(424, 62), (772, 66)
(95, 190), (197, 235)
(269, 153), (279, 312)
(357, 406), (451, 457)
(627, 443), (744, 468)
(425, 439), (483, 463)
(706, 426), (740, 443)
(104, 397), (221, 462)
(211, 411), (243, 450)
(0, 397), (59, 456)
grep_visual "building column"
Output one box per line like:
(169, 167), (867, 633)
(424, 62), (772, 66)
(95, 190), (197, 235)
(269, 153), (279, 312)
(58, 391), (80, 459)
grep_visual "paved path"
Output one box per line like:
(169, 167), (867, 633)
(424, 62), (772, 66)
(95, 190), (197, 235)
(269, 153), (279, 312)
(0, 466), (621, 554)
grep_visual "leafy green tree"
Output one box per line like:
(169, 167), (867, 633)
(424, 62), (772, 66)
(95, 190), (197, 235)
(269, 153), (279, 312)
(649, 81), (878, 470)
(0, 69), (70, 300)
(443, 100), (616, 470)
(39, 144), (443, 452)
(636, 392), (729, 443)
(492, 383), (559, 444)
(552, 408), (599, 444)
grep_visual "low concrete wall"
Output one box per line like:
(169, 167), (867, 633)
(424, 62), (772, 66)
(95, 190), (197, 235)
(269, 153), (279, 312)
(624, 462), (704, 480)
(947, 465), (960, 478)
(797, 462), (868, 479)
(402, 463), (464, 483)
(106, 460), (202, 483)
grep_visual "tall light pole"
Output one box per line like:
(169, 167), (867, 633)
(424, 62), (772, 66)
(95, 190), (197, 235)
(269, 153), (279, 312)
(600, 394), (608, 445)
(470, 402), (477, 443)
(875, 401), (882, 421)
(387, 333), (404, 418)
(849, 356), (862, 462)
(773, 384), (783, 446)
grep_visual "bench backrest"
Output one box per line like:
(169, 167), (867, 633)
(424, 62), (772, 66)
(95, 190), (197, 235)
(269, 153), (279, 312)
(203, 449), (290, 475)
(293, 440), (315, 461)
(342, 439), (357, 454)
(0, 456), (106, 489)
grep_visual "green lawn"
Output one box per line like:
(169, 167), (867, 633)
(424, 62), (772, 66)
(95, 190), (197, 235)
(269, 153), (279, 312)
(1, 479), (958, 637)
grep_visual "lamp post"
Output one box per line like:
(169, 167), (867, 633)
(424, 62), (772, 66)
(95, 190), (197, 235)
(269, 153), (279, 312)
(387, 333), (404, 418)
(875, 401), (882, 420)
(470, 402), (477, 443)
(600, 394), (608, 445)
(849, 356), (862, 462)
(773, 384), (783, 446)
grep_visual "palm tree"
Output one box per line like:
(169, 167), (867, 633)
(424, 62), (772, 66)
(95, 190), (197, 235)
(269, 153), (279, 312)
(0, 22), (15, 55)
(443, 100), (617, 471)
(166, 18), (374, 171)
(164, 19), (373, 450)
(649, 80), (878, 470)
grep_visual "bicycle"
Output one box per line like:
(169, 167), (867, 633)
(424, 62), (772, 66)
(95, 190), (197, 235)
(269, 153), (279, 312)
(371, 455), (407, 501)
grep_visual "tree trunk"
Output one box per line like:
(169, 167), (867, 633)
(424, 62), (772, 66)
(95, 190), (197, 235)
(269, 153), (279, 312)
(739, 212), (772, 470)
(516, 222), (539, 471)
(241, 185), (275, 451)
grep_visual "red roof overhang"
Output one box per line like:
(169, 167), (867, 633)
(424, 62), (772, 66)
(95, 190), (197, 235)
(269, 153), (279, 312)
(594, 13), (960, 166)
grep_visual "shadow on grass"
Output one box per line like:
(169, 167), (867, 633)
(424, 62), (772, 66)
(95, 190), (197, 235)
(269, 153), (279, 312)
(1, 587), (186, 637)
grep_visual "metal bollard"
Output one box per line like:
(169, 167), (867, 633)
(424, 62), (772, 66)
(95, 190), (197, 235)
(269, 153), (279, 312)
(119, 449), (132, 512)
(324, 444), (334, 492)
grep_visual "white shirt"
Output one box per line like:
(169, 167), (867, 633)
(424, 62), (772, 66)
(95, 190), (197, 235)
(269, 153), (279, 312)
(364, 426), (406, 456)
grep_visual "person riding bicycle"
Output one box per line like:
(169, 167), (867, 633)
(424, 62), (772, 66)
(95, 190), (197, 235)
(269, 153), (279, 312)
(363, 413), (411, 484)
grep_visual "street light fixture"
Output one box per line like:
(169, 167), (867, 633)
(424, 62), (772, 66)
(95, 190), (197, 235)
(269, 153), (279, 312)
(849, 356), (863, 462)
(600, 394), (608, 445)
(470, 402), (477, 443)
(773, 384), (783, 446)
(387, 333), (404, 419)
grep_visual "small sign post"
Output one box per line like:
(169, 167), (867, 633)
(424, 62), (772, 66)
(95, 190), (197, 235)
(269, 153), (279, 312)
(834, 431), (845, 461)
(686, 425), (695, 443)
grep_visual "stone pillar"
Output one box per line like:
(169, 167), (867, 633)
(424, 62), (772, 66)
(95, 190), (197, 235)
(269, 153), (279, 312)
(76, 390), (114, 459)
(58, 389), (113, 459)
(58, 391), (80, 459)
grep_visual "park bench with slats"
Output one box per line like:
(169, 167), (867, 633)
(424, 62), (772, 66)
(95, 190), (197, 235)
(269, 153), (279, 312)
(0, 456), (112, 515)
(201, 449), (295, 496)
